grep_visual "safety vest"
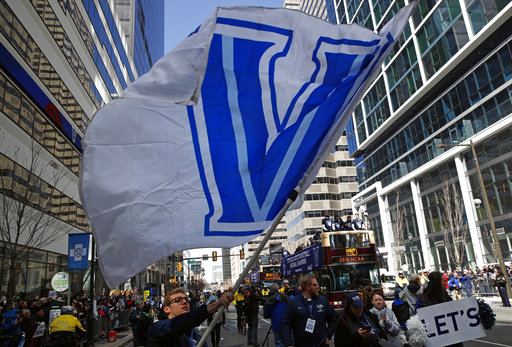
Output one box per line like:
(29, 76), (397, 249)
(233, 291), (245, 306)
(49, 314), (86, 335)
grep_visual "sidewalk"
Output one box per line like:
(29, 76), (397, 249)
(94, 330), (133, 347)
(478, 296), (512, 324)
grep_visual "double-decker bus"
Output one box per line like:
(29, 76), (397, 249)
(282, 230), (381, 314)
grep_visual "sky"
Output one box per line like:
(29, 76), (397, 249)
(164, 0), (283, 54)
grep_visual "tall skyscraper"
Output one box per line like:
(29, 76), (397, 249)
(293, 0), (512, 274)
(0, 0), (163, 297)
(273, 0), (359, 254)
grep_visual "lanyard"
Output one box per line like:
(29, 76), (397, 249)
(302, 296), (314, 317)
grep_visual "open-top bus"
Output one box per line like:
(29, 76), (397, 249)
(282, 229), (381, 314)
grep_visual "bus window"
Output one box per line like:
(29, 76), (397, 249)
(329, 234), (370, 249)
(328, 264), (380, 292)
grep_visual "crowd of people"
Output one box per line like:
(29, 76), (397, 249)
(3, 262), (510, 346)
(395, 265), (511, 308)
(0, 290), (165, 347)
(287, 211), (369, 254)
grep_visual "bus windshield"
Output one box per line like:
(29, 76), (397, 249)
(324, 263), (380, 292)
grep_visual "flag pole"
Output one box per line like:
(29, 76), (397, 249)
(197, 189), (299, 347)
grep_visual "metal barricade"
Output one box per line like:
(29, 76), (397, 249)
(475, 276), (497, 297)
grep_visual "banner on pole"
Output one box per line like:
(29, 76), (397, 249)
(281, 243), (322, 277)
(417, 297), (485, 346)
(68, 233), (90, 270)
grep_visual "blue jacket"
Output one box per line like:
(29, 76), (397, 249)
(264, 292), (290, 330)
(460, 274), (472, 289)
(281, 294), (336, 347)
(448, 277), (461, 290)
(147, 305), (210, 347)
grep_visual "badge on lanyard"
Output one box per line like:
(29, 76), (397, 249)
(305, 318), (316, 333)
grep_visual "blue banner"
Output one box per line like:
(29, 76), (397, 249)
(281, 243), (322, 277)
(68, 233), (90, 270)
(250, 270), (259, 283)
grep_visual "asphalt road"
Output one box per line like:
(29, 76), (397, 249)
(464, 322), (512, 347)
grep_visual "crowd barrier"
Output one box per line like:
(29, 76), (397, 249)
(472, 277), (499, 297)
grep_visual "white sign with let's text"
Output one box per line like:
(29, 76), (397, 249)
(417, 297), (485, 346)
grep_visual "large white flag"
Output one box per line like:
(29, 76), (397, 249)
(80, 5), (416, 288)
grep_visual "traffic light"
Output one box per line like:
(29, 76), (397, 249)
(177, 262), (183, 272)
(240, 249), (245, 259)
(212, 251), (217, 261)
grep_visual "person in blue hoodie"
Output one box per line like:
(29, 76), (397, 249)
(147, 288), (233, 347)
(264, 283), (290, 347)
(460, 269), (473, 297)
(281, 275), (336, 347)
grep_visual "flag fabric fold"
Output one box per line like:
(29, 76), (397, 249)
(80, 4), (416, 288)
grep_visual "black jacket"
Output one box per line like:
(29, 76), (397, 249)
(334, 310), (386, 346)
(147, 305), (210, 347)
(281, 294), (336, 347)
(244, 294), (259, 318)
(135, 312), (153, 344)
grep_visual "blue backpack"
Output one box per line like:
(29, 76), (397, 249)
(2, 309), (20, 334)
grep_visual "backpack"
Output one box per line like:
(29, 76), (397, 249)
(392, 299), (410, 327)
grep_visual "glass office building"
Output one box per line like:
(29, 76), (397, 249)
(0, 0), (163, 297)
(293, 0), (512, 274)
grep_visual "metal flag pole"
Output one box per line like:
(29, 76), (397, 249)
(87, 237), (96, 346)
(196, 189), (299, 347)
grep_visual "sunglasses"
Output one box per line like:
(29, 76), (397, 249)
(170, 296), (190, 305)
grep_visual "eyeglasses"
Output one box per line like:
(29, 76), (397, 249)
(170, 296), (190, 305)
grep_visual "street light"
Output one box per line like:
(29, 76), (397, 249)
(435, 139), (512, 298)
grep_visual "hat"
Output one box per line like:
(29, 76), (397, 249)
(346, 292), (363, 308)
(135, 300), (143, 306)
(283, 280), (289, 284)
(61, 305), (73, 314)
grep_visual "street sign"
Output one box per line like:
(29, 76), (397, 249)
(51, 272), (69, 292)
(188, 260), (196, 264)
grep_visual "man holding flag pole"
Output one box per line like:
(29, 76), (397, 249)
(79, 3), (417, 346)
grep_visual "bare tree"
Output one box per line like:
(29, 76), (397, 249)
(439, 178), (468, 270)
(391, 189), (405, 271)
(0, 139), (71, 305)
(189, 279), (207, 293)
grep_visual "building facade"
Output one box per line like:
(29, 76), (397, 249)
(288, 0), (512, 275)
(340, 0), (512, 274)
(0, 0), (163, 298)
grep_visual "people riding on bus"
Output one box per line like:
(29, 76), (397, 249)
(322, 211), (334, 232)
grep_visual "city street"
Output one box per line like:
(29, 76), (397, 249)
(120, 299), (512, 347)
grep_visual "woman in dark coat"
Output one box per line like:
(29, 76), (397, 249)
(135, 304), (154, 346)
(335, 292), (387, 346)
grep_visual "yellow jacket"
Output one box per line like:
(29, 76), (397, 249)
(49, 314), (86, 335)
(396, 276), (409, 289)
(233, 291), (245, 306)
(279, 287), (285, 293)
